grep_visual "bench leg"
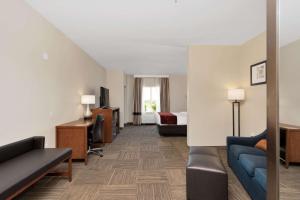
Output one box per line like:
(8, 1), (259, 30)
(7, 156), (73, 200)
(47, 157), (72, 182)
(68, 157), (72, 182)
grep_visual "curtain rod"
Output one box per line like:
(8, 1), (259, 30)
(134, 75), (169, 78)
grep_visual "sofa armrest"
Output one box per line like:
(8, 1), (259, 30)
(33, 136), (45, 149)
(227, 130), (267, 147)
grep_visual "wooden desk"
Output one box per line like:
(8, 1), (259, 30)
(280, 123), (300, 168)
(56, 119), (93, 165)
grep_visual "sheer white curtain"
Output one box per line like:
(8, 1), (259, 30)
(141, 78), (160, 124)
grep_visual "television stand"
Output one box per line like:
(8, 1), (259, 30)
(91, 107), (120, 143)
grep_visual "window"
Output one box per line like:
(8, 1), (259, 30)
(142, 86), (160, 113)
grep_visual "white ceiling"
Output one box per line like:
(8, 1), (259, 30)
(280, 0), (300, 46)
(26, 0), (266, 74)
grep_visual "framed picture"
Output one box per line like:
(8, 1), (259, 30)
(250, 61), (267, 86)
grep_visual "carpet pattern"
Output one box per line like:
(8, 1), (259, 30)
(17, 125), (254, 200)
(280, 164), (300, 199)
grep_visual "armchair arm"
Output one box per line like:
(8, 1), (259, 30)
(33, 136), (45, 149)
(227, 130), (267, 147)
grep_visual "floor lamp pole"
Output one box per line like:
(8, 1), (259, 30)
(232, 101), (235, 136)
(232, 100), (241, 137)
(238, 101), (240, 137)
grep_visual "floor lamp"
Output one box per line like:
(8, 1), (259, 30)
(228, 89), (245, 137)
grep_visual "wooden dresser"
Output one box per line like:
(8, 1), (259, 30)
(280, 123), (300, 168)
(92, 107), (120, 143)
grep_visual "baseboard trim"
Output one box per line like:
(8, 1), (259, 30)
(141, 123), (156, 125)
(124, 122), (157, 126)
(125, 122), (133, 126)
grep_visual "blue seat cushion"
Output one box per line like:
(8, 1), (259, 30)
(253, 168), (267, 191)
(230, 145), (266, 160)
(239, 154), (267, 177)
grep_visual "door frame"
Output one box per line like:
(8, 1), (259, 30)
(266, 0), (279, 199)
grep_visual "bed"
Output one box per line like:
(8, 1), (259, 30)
(155, 112), (187, 136)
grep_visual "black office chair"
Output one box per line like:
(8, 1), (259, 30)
(88, 115), (104, 157)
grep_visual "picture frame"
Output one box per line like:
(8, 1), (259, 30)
(250, 61), (267, 86)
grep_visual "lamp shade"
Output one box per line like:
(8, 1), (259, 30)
(81, 95), (95, 105)
(228, 89), (245, 101)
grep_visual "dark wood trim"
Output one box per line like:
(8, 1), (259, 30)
(250, 60), (267, 86)
(68, 156), (72, 182)
(6, 156), (72, 200)
(142, 123), (156, 125)
(267, 0), (279, 199)
(47, 157), (72, 182)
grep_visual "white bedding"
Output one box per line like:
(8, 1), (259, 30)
(155, 112), (187, 125)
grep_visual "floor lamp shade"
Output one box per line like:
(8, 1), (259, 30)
(81, 95), (95, 119)
(228, 89), (245, 101)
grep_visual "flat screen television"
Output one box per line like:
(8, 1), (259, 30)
(100, 87), (110, 108)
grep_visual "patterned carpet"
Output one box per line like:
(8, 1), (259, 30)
(280, 164), (300, 199)
(17, 125), (299, 200)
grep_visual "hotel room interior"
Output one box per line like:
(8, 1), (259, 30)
(0, 0), (299, 200)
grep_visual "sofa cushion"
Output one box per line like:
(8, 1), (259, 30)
(0, 148), (71, 199)
(239, 154), (267, 177)
(253, 168), (267, 191)
(189, 146), (219, 157)
(230, 145), (266, 160)
(187, 154), (226, 174)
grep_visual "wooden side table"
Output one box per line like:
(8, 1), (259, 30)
(280, 123), (300, 168)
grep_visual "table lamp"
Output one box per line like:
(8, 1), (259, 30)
(81, 95), (95, 119)
(228, 89), (245, 137)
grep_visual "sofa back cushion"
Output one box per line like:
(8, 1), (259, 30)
(0, 137), (44, 163)
(230, 145), (266, 160)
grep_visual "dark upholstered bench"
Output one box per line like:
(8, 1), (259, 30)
(186, 146), (228, 200)
(0, 137), (72, 200)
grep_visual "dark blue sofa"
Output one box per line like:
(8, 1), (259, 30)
(227, 130), (267, 200)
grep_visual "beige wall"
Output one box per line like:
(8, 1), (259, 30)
(239, 33), (267, 135)
(0, 0), (106, 147)
(106, 69), (125, 127)
(188, 45), (241, 146)
(280, 39), (300, 125)
(170, 74), (187, 112)
(188, 33), (266, 146)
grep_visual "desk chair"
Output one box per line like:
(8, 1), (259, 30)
(88, 115), (104, 157)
